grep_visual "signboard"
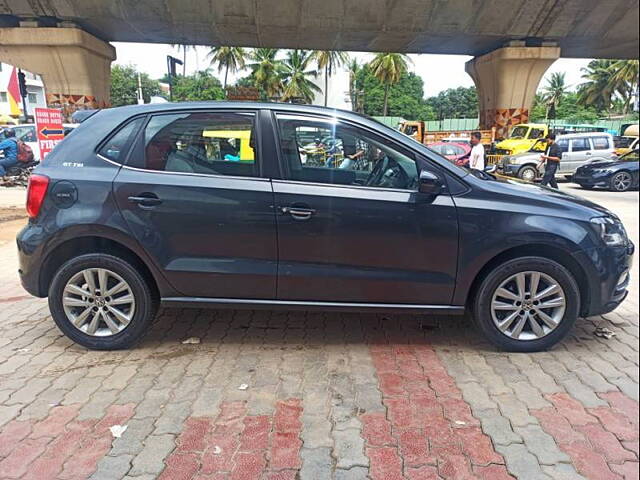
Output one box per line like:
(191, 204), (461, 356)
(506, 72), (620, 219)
(35, 107), (65, 159)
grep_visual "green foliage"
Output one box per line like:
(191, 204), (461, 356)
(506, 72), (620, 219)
(425, 87), (478, 119)
(355, 65), (434, 120)
(532, 91), (600, 123)
(207, 47), (247, 88)
(368, 53), (411, 115)
(110, 64), (162, 107)
(280, 50), (321, 103)
(170, 70), (225, 101)
(246, 48), (285, 99)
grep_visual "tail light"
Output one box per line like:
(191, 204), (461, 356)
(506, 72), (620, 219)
(26, 174), (50, 218)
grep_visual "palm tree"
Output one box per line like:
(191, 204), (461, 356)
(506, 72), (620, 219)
(541, 72), (567, 120)
(208, 46), (247, 89)
(368, 53), (411, 116)
(281, 50), (321, 103)
(247, 48), (284, 99)
(171, 44), (195, 76)
(578, 59), (617, 114)
(347, 59), (362, 111)
(312, 50), (350, 106)
(609, 59), (639, 114)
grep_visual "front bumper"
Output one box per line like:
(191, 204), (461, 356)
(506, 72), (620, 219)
(573, 241), (635, 317)
(496, 163), (520, 177)
(572, 171), (612, 188)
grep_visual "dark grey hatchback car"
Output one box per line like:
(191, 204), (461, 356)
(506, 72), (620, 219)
(17, 103), (634, 352)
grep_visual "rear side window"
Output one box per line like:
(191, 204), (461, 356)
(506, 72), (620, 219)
(133, 111), (258, 177)
(592, 136), (611, 150)
(556, 139), (569, 152)
(99, 118), (144, 163)
(570, 138), (589, 152)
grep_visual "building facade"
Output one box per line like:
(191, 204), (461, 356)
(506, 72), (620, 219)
(0, 62), (47, 121)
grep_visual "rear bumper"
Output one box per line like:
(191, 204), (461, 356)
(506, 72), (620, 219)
(16, 222), (47, 297)
(574, 241), (635, 317)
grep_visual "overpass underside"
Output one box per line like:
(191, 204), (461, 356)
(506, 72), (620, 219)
(0, 0), (638, 130)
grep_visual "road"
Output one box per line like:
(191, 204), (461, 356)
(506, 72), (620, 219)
(0, 184), (637, 480)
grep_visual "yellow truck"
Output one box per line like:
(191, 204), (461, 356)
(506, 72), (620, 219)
(494, 123), (548, 157)
(615, 124), (639, 156)
(399, 121), (496, 146)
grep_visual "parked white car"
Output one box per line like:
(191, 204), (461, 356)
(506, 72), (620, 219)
(499, 132), (615, 181)
(1, 123), (77, 162)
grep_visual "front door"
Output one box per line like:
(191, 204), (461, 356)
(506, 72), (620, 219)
(271, 113), (459, 305)
(113, 110), (278, 299)
(562, 137), (590, 174)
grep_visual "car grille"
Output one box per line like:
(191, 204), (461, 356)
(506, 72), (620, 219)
(495, 149), (511, 156)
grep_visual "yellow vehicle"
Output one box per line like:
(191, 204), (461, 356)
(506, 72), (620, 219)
(399, 121), (495, 146)
(202, 129), (255, 162)
(494, 123), (548, 156)
(615, 124), (639, 156)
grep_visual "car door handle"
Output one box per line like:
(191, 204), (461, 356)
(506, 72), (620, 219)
(280, 206), (316, 220)
(128, 194), (162, 207)
(585, 152), (592, 155)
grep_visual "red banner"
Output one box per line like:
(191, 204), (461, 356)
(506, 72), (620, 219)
(35, 107), (64, 159)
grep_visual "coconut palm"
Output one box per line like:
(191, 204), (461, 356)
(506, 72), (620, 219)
(312, 50), (350, 106)
(347, 59), (363, 112)
(247, 48), (284, 99)
(171, 44), (196, 76)
(609, 59), (639, 114)
(578, 59), (617, 114)
(541, 72), (568, 120)
(281, 50), (321, 103)
(207, 46), (247, 88)
(368, 53), (411, 116)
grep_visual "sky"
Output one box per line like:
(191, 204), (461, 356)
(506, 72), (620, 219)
(113, 42), (592, 98)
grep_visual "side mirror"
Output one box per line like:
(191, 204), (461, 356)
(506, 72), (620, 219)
(419, 170), (444, 195)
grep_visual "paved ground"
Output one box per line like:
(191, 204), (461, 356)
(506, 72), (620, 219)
(0, 185), (637, 480)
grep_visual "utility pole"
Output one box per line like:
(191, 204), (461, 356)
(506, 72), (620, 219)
(166, 55), (183, 102)
(17, 69), (29, 122)
(137, 73), (144, 104)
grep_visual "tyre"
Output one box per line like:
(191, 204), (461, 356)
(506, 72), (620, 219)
(48, 253), (157, 350)
(517, 166), (537, 182)
(610, 171), (633, 192)
(472, 257), (580, 352)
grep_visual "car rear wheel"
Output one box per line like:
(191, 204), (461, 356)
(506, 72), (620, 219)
(610, 171), (633, 192)
(518, 166), (537, 182)
(49, 253), (157, 350)
(472, 257), (579, 352)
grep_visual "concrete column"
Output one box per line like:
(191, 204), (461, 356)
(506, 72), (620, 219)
(0, 27), (116, 114)
(465, 44), (560, 138)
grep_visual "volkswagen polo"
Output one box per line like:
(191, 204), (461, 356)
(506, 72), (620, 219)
(17, 103), (634, 352)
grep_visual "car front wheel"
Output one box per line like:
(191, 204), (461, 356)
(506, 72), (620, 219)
(473, 257), (580, 352)
(518, 166), (537, 182)
(610, 171), (633, 192)
(49, 253), (157, 350)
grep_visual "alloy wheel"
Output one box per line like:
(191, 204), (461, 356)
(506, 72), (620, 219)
(490, 271), (566, 341)
(612, 172), (632, 192)
(62, 268), (136, 336)
(520, 168), (536, 182)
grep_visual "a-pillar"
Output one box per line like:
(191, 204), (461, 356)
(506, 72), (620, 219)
(0, 26), (116, 115)
(465, 43), (560, 138)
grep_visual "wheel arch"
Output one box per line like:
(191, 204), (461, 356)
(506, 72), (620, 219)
(39, 235), (161, 301)
(466, 243), (590, 316)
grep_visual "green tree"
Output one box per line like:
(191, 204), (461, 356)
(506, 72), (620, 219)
(171, 44), (196, 76)
(207, 46), (247, 88)
(425, 87), (478, 119)
(578, 59), (617, 114)
(355, 65), (434, 120)
(609, 59), (639, 114)
(368, 53), (411, 116)
(541, 72), (568, 120)
(347, 59), (363, 112)
(246, 48), (284, 99)
(281, 50), (321, 103)
(110, 64), (162, 106)
(170, 70), (225, 101)
(312, 50), (350, 106)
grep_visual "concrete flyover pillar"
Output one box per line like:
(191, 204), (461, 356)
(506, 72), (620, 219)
(465, 44), (560, 138)
(0, 27), (116, 114)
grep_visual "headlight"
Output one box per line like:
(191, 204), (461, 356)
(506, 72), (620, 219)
(591, 216), (627, 246)
(507, 157), (519, 164)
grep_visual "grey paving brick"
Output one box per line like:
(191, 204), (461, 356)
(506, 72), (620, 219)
(300, 447), (333, 480)
(511, 382), (552, 410)
(515, 424), (571, 465)
(333, 428), (368, 469)
(475, 408), (522, 446)
(494, 394), (537, 427)
(154, 400), (192, 434)
(560, 377), (608, 408)
(459, 382), (497, 411)
(334, 466), (370, 480)
(129, 434), (176, 476)
(542, 464), (587, 480)
(89, 454), (134, 480)
(496, 443), (552, 480)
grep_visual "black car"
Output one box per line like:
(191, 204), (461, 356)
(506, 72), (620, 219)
(573, 149), (639, 192)
(17, 103), (634, 352)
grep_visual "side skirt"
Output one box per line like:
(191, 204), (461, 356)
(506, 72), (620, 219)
(160, 297), (466, 315)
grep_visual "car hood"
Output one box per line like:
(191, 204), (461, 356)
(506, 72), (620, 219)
(578, 159), (633, 170)
(496, 138), (533, 150)
(476, 173), (613, 219)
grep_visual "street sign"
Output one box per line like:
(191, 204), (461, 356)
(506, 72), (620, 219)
(35, 107), (65, 160)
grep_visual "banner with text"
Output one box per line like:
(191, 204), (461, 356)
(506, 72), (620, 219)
(35, 107), (65, 159)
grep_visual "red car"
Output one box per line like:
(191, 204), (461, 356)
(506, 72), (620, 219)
(427, 142), (471, 166)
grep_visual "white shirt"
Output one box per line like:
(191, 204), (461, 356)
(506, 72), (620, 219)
(470, 143), (485, 170)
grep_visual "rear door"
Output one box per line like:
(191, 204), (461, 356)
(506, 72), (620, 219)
(113, 109), (278, 299)
(271, 113), (459, 305)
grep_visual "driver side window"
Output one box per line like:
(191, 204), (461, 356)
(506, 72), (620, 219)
(275, 114), (418, 190)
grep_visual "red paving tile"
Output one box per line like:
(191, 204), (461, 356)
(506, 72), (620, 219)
(165, 399), (303, 478)
(363, 344), (506, 479)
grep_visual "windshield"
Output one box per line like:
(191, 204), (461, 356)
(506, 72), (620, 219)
(528, 139), (547, 152)
(509, 126), (529, 139)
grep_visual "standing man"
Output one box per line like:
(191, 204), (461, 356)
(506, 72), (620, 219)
(0, 129), (19, 177)
(539, 133), (562, 189)
(469, 131), (485, 171)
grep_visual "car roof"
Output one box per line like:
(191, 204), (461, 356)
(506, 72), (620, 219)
(557, 132), (613, 139)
